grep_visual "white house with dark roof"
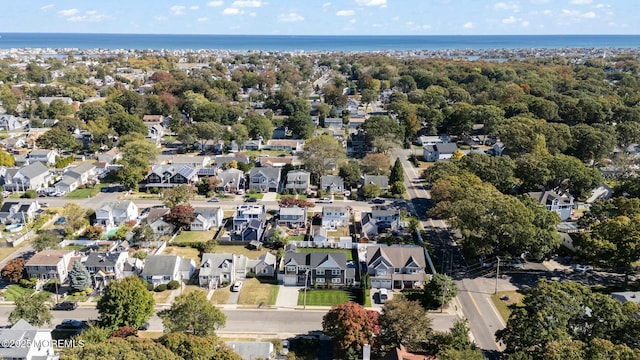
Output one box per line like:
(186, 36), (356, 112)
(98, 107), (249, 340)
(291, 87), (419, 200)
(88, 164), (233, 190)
(142, 207), (174, 239)
(320, 175), (345, 194)
(28, 149), (59, 166)
(321, 206), (350, 229)
(198, 252), (276, 288)
(423, 142), (459, 162)
(0, 319), (57, 360)
(361, 208), (401, 238)
(141, 255), (196, 287)
(278, 206), (307, 228)
(190, 207), (223, 231)
(527, 189), (574, 221)
(283, 250), (355, 286)
(366, 245), (427, 289)
(142, 164), (199, 189)
(95, 200), (138, 230)
(217, 168), (245, 193)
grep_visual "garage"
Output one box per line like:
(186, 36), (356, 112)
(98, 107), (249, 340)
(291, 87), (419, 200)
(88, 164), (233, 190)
(283, 275), (298, 286)
(371, 278), (392, 289)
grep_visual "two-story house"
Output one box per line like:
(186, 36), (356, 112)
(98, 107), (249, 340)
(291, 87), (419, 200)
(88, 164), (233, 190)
(321, 206), (350, 229)
(55, 162), (97, 194)
(361, 208), (401, 238)
(0, 201), (41, 224)
(94, 201), (138, 231)
(0, 114), (29, 131)
(217, 168), (245, 193)
(0, 320), (57, 360)
(278, 206), (307, 228)
(527, 189), (575, 221)
(283, 251), (355, 286)
(142, 165), (199, 190)
(28, 149), (59, 166)
(248, 167), (282, 193)
(3, 162), (52, 192)
(141, 255), (196, 287)
(285, 170), (310, 194)
(233, 204), (267, 231)
(83, 251), (129, 291)
(25, 250), (74, 282)
(142, 207), (174, 239)
(423, 143), (459, 162)
(320, 175), (345, 194)
(366, 246), (427, 289)
(191, 207), (223, 231)
(199, 252), (277, 289)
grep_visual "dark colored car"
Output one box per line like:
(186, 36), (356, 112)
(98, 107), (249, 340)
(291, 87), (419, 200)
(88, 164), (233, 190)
(245, 197), (258, 203)
(54, 217), (66, 225)
(53, 301), (78, 311)
(138, 322), (150, 331)
(369, 198), (385, 204)
(57, 319), (86, 329)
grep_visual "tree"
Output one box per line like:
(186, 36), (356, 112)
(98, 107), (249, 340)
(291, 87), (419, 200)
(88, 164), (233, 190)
(323, 302), (379, 354)
(166, 204), (195, 231)
(194, 121), (223, 152)
(362, 153), (390, 176)
(159, 290), (226, 336)
(243, 114), (273, 140)
(389, 158), (404, 184)
(33, 231), (60, 252)
(570, 124), (616, 163)
(65, 336), (181, 360)
(1, 257), (25, 283)
(361, 183), (382, 199)
(390, 181), (406, 196)
(339, 160), (362, 190)
(285, 111), (315, 139)
(378, 297), (432, 352)
(62, 203), (90, 237)
(132, 224), (155, 244)
(9, 292), (52, 327)
(35, 127), (80, 152)
(97, 276), (155, 329)
(160, 333), (242, 360)
(616, 121), (640, 148)
(0, 150), (15, 167)
(361, 88), (377, 113)
(68, 261), (92, 293)
(278, 197), (314, 208)
(84, 225), (104, 240)
(423, 273), (458, 310)
(161, 185), (195, 208)
(424, 319), (478, 357)
(300, 134), (346, 182)
(361, 115), (402, 145)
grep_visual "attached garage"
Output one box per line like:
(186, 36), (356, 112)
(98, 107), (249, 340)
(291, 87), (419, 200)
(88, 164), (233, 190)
(284, 275), (298, 286)
(371, 278), (392, 289)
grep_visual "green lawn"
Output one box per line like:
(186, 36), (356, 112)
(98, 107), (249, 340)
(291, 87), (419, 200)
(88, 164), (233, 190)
(237, 278), (279, 306)
(172, 230), (216, 243)
(64, 294), (89, 302)
(490, 290), (524, 322)
(297, 289), (353, 306)
(1, 284), (34, 301)
(244, 193), (264, 200)
(64, 184), (107, 199)
(287, 235), (305, 241)
(163, 246), (201, 265)
(297, 248), (353, 261)
(212, 245), (269, 259)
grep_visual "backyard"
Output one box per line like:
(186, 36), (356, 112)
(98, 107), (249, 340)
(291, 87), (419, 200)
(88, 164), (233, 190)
(64, 184), (107, 199)
(237, 278), (279, 306)
(163, 246), (201, 265)
(172, 229), (216, 244)
(327, 227), (350, 237)
(297, 289), (353, 306)
(213, 245), (270, 259)
(0, 240), (29, 263)
(297, 248), (353, 261)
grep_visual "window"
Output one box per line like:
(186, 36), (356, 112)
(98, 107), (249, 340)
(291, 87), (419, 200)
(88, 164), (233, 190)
(316, 269), (325, 275)
(287, 266), (296, 272)
(163, 275), (171, 281)
(331, 278), (341, 284)
(316, 278), (325, 283)
(331, 269), (341, 275)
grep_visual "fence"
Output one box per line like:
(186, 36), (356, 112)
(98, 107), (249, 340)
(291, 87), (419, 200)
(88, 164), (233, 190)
(291, 239), (354, 249)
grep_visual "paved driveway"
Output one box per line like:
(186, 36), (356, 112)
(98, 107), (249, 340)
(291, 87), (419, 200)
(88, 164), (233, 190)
(276, 285), (302, 308)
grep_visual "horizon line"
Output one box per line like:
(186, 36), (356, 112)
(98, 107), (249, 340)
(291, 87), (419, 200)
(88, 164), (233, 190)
(0, 32), (638, 37)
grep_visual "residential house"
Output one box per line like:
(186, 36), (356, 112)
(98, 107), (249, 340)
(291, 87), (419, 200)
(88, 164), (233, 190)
(527, 189), (574, 221)
(142, 165), (198, 189)
(142, 114), (166, 127)
(155, 155), (211, 170)
(320, 175), (345, 194)
(141, 255), (196, 287)
(217, 168), (245, 193)
(147, 124), (164, 145)
(95, 200), (138, 230)
(247, 252), (277, 278)
(324, 117), (344, 128)
(416, 135), (452, 146)
(0, 136), (26, 151)
(191, 207), (223, 231)
(0, 319), (58, 360)
(28, 149), (59, 166)
(238, 218), (266, 242)
(97, 148), (122, 166)
(283, 251), (355, 286)
(321, 206), (350, 229)
(212, 154), (250, 168)
(3, 162), (52, 192)
(83, 251), (129, 291)
(123, 257), (144, 278)
(233, 204), (267, 231)
(423, 142), (459, 162)
(487, 142), (505, 156)
(0, 201), (41, 224)
(366, 246), (427, 289)
(55, 162), (97, 194)
(142, 207), (175, 239)
(266, 139), (304, 153)
(25, 250), (74, 282)
(199, 253), (236, 289)
(361, 208), (401, 238)
(0, 114), (29, 131)
(362, 175), (389, 191)
(244, 139), (263, 151)
(278, 207), (307, 228)
(248, 167), (281, 193)
(72, 129), (93, 149)
(611, 292), (640, 304)
(39, 96), (73, 106)
(259, 156), (302, 168)
(285, 170), (310, 194)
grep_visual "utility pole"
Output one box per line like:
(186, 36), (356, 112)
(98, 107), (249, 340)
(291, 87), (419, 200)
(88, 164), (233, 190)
(495, 256), (500, 295)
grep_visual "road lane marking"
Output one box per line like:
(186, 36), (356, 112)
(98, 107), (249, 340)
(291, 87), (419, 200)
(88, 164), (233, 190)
(466, 291), (483, 316)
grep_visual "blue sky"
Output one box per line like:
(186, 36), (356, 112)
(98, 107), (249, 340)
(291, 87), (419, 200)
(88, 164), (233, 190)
(1, 0), (638, 35)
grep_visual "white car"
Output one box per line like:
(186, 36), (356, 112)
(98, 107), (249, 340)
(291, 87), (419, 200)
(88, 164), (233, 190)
(316, 197), (333, 203)
(574, 264), (593, 272)
(232, 281), (243, 292)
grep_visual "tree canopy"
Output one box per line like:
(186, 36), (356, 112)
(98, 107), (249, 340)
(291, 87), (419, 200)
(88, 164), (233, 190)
(159, 290), (226, 337)
(97, 276), (155, 329)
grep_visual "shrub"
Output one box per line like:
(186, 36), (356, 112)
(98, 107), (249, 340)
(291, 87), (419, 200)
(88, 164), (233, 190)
(167, 280), (180, 290)
(133, 250), (147, 260)
(220, 281), (229, 288)
(146, 283), (154, 291)
(155, 284), (167, 292)
(20, 278), (36, 289)
(22, 189), (37, 199)
(112, 326), (137, 338)
(246, 271), (256, 279)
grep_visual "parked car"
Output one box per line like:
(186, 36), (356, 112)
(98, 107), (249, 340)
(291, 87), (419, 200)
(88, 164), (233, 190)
(573, 264), (593, 272)
(378, 288), (389, 304)
(39, 202), (49, 208)
(369, 198), (385, 204)
(237, 189), (245, 195)
(57, 319), (87, 329)
(53, 301), (77, 311)
(55, 217), (66, 225)
(232, 281), (243, 292)
(138, 322), (150, 331)
(245, 197), (257, 203)
(208, 197), (221, 202)
(316, 197), (333, 203)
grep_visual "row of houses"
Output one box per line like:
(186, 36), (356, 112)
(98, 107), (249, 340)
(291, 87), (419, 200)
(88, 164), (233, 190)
(0, 160), (99, 194)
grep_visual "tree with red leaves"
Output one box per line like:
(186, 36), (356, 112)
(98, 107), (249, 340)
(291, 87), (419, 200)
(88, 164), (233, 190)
(166, 204), (195, 231)
(1, 257), (25, 283)
(278, 197), (314, 208)
(322, 301), (379, 354)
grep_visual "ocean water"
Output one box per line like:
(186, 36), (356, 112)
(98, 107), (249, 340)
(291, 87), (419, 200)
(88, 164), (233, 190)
(0, 33), (638, 51)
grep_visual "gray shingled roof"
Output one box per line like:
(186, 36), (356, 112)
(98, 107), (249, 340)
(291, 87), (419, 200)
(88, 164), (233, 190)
(141, 255), (180, 276)
(284, 251), (347, 269)
(18, 162), (49, 179)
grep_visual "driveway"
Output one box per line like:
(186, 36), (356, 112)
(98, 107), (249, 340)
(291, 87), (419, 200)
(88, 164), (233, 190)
(276, 285), (302, 308)
(228, 289), (240, 304)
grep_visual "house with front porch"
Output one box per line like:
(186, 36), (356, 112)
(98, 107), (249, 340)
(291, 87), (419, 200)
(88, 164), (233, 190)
(141, 255), (196, 287)
(2, 162), (52, 192)
(248, 167), (281, 193)
(217, 168), (245, 193)
(320, 175), (345, 194)
(283, 251), (355, 286)
(285, 170), (310, 194)
(366, 245), (427, 289)
(142, 165), (199, 189)
(278, 206), (307, 228)
(83, 251), (129, 292)
(25, 250), (74, 282)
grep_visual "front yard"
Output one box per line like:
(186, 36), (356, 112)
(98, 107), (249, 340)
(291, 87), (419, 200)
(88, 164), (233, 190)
(297, 248), (353, 261)
(0, 284), (34, 301)
(297, 289), (353, 306)
(237, 278), (279, 306)
(152, 289), (174, 304)
(210, 287), (231, 304)
(64, 184), (107, 199)
(244, 193), (264, 200)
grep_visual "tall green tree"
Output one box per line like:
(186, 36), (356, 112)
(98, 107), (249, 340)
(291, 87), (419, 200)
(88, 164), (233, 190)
(423, 273), (458, 310)
(161, 184), (195, 208)
(338, 160), (362, 190)
(68, 261), (92, 292)
(159, 290), (226, 336)
(160, 332), (242, 360)
(97, 276), (155, 330)
(389, 158), (404, 184)
(9, 292), (52, 327)
(33, 231), (60, 252)
(378, 297), (432, 352)
(300, 134), (345, 183)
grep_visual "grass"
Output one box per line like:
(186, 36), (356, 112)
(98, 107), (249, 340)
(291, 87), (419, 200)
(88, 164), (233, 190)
(64, 184), (107, 199)
(212, 245), (270, 259)
(172, 230), (216, 243)
(297, 248), (353, 261)
(244, 150), (290, 158)
(237, 278), (280, 306)
(1, 284), (34, 301)
(163, 246), (201, 265)
(297, 289), (353, 306)
(64, 294), (89, 302)
(491, 290), (524, 322)
(287, 235), (305, 241)
(327, 227), (350, 237)
(211, 287), (231, 304)
(62, 245), (85, 251)
(244, 193), (264, 200)
(153, 289), (174, 304)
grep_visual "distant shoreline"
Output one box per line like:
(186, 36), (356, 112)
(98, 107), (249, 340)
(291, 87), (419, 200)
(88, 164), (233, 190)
(0, 33), (638, 52)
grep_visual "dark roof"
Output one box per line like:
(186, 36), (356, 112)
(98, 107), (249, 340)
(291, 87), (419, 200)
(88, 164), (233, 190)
(284, 251), (347, 269)
(249, 166), (281, 179)
(141, 255), (179, 276)
(435, 142), (458, 154)
(84, 252), (121, 268)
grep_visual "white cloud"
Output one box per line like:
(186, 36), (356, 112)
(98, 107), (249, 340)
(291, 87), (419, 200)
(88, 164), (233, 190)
(336, 10), (355, 16)
(502, 15), (517, 24)
(222, 7), (243, 15)
(197, 17), (208, 22)
(68, 10), (107, 22)
(231, 0), (264, 7)
(570, 0), (593, 4)
(595, 4), (611, 9)
(543, 9), (552, 15)
(207, 1), (224, 6)
(58, 8), (79, 16)
(278, 12), (304, 22)
(40, 4), (54, 11)
(249, 12), (257, 16)
(190, 6), (200, 10)
(323, 2), (332, 7)
(169, 5), (186, 15)
(355, 0), (387, 7)
(581, 11), (596, 18)
(463, 21), (473, 28)
(494, 2), (519, 12)
(86, 10), (97, 15)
